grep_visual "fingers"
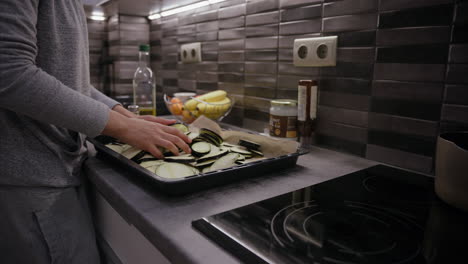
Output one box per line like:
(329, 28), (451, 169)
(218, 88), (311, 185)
(138, 116), (176, 125)
(157, 139), (179, 156)
(166, 134), (191, 154)
(162, 126), (192, 143)
(147, 145), (164, 159)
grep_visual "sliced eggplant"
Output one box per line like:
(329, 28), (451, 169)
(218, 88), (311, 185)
(140, 160), (165, 169)
(210, 153), (239, 171)
(230, 147), (252, 156)
(105, 144), (125, 153)
(199, 128), (223, 146)
(155, 163), (198, 179)
(236, 155), (245, 161)
(202, 166), (212, 173)
(121, 146), (144, 160)
(250, 149), (264, 157)
(137, 157), (160, 164)
(164, 154), (196, 163)
(195, 159), (216, 168)
(188, 132), (199, 140)
(198, 148), (228, 163)
(221, 142), (236, 148)
(170, 123), (189, 133)
(238, 139), (261, 150)
(191, 142), (211, 156)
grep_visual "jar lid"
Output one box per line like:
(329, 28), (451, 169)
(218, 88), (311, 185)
(271, 99), (298, 106)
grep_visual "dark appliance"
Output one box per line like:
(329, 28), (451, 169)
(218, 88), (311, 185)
(193, 165), (468, 264)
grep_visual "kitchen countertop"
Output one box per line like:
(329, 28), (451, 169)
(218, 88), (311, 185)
(84, 141), (378, 264)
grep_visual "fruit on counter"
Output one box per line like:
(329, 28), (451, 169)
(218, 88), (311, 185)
(196, 97), (231, 117)
(184, 90), (227, 111)
(170, 97), (183, 115)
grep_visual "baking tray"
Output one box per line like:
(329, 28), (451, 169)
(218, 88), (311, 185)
(88, 135), (307, 195)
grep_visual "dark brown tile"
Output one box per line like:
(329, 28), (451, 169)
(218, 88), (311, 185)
(245, 37), (278, 49)
(370, 98), (441, 121)
(323, 13), (377, 33)
(368, 113), (438, 137)
(447, 64), (468, 84)
(219, 16), (245, 29)
(366, 144), (433, 173)
(316, 134), (367, 156)
(218, 28), (245, 40)
(320, 91), (370, 111)
(246, 11), (279, 26)
(449, 44), (468, 63)
(379, 4), (454, 28)
(321, 62), (374, 79)
(372, 80), (443, 102)
(316, 120), (368, 143)
(278, 33), (321, 48)
(218, 62), (244, 72)
(219, 82), (244, 95)
(280, 5), (322, 22)
(244, 86), (276, 98)
(373, 63), (446, 82)
(246, 0), (279, 14)
(337, 47), (375, 63)
(324, 0), (377, 17)
(279, 19), (322, 35)
(245, 62), (278, 74)
(219, 73), (244, 83)
(218, 39), (244, 50)
(323, 30), (376, 47)
(196, 21), (219, 32)
(280, 0), (322, 9)
(318, 105), (369, 127)
(244, 74), (277, 88)
(376, 27), (451, 46)
(219, 51), (245, 61)
(442, 104), (468, 123)
(320, 78), (372, 95)
(197, 32), (218, 41)
(376, 44), (448, 64)
(246, 25), (279, 37)
(219, 4), (246, 19)
(380, 0), (454, 11)
(278, 63), (320, 76)
(245, 50), (278, 61)
(444, 85), (468, 105)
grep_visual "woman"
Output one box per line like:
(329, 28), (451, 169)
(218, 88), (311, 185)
(0, 1), (190, 263)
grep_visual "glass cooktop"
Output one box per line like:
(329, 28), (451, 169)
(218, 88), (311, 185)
(192, 165), (468, 264)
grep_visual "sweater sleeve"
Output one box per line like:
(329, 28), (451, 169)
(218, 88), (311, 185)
(0, 0), (110, 137)
(90, 85), (121, 109)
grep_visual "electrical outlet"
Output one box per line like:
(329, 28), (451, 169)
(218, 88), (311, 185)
(293, 36), (337, 67)
(180, 42), (202, 63)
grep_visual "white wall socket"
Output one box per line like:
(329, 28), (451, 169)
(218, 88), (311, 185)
(293, 36), (338, 67)
(180, 42), (202, 63)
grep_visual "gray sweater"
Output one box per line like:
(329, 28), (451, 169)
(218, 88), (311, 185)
(0, 0), (119, 187)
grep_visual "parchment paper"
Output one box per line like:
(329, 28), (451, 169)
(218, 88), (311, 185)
(189, 116), (299, 158)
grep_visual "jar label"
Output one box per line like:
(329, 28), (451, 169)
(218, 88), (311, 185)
(298, 85), (307, 121)
(269, 114), (297, 138)
(310, 85), (318, 119)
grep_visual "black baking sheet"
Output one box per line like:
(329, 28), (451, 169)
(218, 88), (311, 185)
(88, 135), (307, 195)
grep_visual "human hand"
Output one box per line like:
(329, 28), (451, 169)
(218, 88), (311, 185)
(102, 111), (191, 158)
(136, 115), (177, 125)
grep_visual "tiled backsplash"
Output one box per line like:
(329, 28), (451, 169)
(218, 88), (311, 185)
(92, 0), (468, 174)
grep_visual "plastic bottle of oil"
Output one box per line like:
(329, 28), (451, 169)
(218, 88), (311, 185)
(133, 44), (156, 115)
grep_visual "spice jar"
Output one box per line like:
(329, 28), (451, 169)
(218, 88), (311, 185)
(269, 99), (298, 139)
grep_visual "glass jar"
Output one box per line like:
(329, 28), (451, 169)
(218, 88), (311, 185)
(269, 99), (298, 139)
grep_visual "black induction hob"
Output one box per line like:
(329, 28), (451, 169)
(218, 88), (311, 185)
(192, 165), (468, 264)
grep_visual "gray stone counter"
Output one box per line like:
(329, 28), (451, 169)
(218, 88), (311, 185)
(85, 144), (377, 264)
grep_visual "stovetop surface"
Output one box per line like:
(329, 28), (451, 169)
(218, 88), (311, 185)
(192, 165), (468, 264)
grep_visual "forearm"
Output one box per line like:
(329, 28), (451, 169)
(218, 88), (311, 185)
(112, 104), (136, 118)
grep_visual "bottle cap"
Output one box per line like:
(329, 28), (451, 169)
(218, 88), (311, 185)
(127, 104), (140, 115)
(139, 44), (150, 52)
(271, 99), (298, 107)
